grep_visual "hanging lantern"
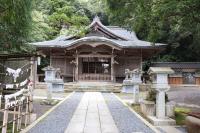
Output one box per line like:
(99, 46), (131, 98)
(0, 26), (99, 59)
(37, 57), (41, 65)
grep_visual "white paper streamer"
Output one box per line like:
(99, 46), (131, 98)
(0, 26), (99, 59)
(20, 79), (28, 86)
(6, 68), (22, 82)
(6, 84), (14, 89)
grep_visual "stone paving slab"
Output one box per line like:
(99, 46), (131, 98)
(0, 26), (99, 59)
(28, 92), (83, 133)
(103, 93), (155, 133)
(26, 92), (157, 133)
(65, 92), (119, 133)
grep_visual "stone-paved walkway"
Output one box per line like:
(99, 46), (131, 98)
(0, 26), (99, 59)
(103, 93), (155, 133)
(28, 92), (83, 133)
(27, 92), (155, 133)
(65, 92), (119, 133)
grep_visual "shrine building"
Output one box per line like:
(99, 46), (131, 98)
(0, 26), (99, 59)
(33, 17), (166, 83)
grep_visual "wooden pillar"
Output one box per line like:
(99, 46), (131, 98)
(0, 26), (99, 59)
(30, 57), (37, 89)
(140, 49), (143, 70)
(2, 99), (8, 133)
(75, 52), (79, 81)
(30, 57), (36, 112)
(111, 54), (115, 82)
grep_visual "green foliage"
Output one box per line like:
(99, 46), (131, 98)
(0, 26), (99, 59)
(31, 0), (90, 41)
(175, 107), (190, 125)
(106, 0), (200, 61)
(37, 57), (50, 74)
(29, 10), (53, 42)
(146, 89), (156, 102)
(78, 0), (109, 25)
(146, 89), (168, 103)
(0, 0), (35, 54)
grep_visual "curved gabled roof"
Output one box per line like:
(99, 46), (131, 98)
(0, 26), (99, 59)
(32, 16), (167, 49)
(33, 36), (166, 49)
(89, 17), (129, 40)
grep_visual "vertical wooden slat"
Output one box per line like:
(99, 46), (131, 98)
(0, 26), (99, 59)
(2, 99), (8, 133)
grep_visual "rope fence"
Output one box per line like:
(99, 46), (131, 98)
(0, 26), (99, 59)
(0, 86), (33, 133)
(0, 57), (36, 133)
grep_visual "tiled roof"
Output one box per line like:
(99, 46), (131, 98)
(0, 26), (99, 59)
(151, 62), (200, 69)
(107, 26), (138, 41)
(31, 16), (167, 49)
(33, 36), (165, 48)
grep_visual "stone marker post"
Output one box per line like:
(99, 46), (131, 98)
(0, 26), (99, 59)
(148, 67), (176, 126)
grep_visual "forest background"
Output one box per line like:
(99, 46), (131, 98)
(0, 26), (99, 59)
(0, 0), (200, 63)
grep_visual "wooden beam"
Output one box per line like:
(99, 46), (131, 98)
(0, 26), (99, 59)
(67, 42), (122, 51)
(79, 54), (112, 58)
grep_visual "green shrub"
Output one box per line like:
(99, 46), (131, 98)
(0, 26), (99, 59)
(146, 89), (168, 103)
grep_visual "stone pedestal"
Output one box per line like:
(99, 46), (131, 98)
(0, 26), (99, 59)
(148, 116), (176, 126)
(156, 90), (166, 119)
(131, 69), (142, 103)
(122, 68), (142, 102)
(133, 85), (140, 103)
(122, 80), (134, 93)
(140, 100), (155, 116)
(148, 67), (176, 126)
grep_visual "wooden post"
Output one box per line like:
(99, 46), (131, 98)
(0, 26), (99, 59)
(29, 57), (35, 112)
(2, 99), (8, 133)
(111, 48), (116, 82)
(50, 48), (52, 66)
(111, 54), (115, 82)
(140, 49), (143, 71)
(75, 51), (79, 81)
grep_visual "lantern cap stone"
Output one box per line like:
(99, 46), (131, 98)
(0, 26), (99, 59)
(132, 68), (143, 73)
(148, 67), (174, 74)
(42, 66), (60, 71)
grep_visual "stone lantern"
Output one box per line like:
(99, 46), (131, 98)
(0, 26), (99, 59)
(131, 69), (142, 103)
(148, 67), (176, 126)
(42, 66), (64, 104)
(122, 68), (142, 103)
(122, 69), (132, 93)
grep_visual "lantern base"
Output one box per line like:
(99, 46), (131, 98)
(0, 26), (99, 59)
(148, 116), (176, 126)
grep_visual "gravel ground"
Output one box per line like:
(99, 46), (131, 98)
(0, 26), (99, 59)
(103, 93), (154, 133)
(28, 92), (83, 133)
(32, 99), (53, 118)
(167, 87), (200, 106)
(176, 127), (187, 133)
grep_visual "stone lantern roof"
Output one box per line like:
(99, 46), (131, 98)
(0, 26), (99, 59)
(148, 67), (174, 74)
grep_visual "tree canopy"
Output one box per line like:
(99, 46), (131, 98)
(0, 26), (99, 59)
(106, 0), (200, 61)
(0, 0), (199, 62)
(31, 0), (92, 41)
(0, 0), (34, 54)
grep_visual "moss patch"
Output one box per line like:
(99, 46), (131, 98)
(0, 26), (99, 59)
(175, 107), (191, 125)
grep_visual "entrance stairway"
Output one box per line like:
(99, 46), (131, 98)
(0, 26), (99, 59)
(36, 82), (122, 92)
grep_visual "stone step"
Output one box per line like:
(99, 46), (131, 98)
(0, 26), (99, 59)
(36, 82), (122, 92)
(64, 86), (121, 92)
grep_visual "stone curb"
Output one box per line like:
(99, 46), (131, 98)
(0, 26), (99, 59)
(20, 92), (75, 133)
(112, 93), (160, 133)
(176, 102), (200, 109)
